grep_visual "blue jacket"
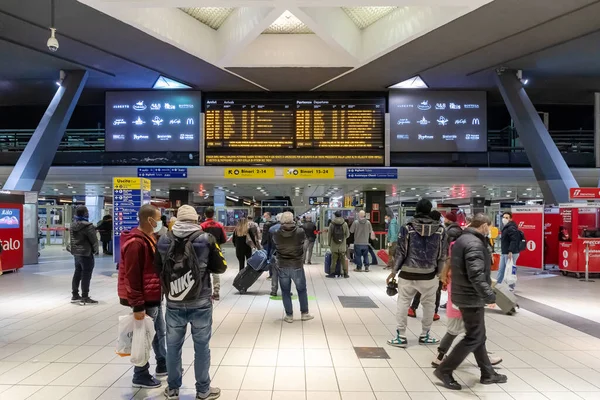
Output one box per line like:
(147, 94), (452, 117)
(387, 218), (399, 244)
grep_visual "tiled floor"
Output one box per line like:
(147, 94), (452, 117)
(2, 246), (600, 399)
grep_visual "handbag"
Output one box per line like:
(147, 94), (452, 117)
(505, 258), (517, 287)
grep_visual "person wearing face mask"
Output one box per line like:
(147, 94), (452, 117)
(496, 212), (521, 285)
(117, 204), (166, 389)
(434, 213), (507, 390)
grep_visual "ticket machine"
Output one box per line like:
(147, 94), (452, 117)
(558, 204), (600, 277)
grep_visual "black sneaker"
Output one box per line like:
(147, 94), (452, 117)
(325, 274), (336, 278)
(434, 368), (462, 390)
(79, 297), (98, 305)
(71, 295), (81, 303)
(343, 274), (350, 279)
(480, 373), (507, 385)
(132, 375), (162, 388)
(270, 292), (277, 297)
(156, 364), (168, 377)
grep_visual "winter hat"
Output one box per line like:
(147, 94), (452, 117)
(176, 205), (198, 222)
(445, 212), (457, 223)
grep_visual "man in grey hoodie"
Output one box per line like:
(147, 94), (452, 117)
(350, 210), (374, 272)
(155, 205), (227, 400)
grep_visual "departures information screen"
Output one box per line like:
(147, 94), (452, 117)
(389, 90), (487, 152)
(105, 91), (201, 152)
(204, 97), (385, 165)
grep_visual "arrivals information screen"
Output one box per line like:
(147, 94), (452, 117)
(105, 91), (201, 152)
(204, 97), (385, 165)
(389, 91), (487, 152)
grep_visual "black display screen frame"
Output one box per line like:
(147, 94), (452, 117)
(105, 90), (202, 153)
(389, 90), (487, 153)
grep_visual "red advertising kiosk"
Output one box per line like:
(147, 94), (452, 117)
(0, 190), (25, 273)
(510, 206), (544, 270)
(557, 188), (600, 277)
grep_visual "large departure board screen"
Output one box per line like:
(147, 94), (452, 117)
(105, 91), (201, 152)
(389, 90), (487, 152)
(204, 96), (384, 165)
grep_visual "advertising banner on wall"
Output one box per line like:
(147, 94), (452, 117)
(0, 203), (24, 272)
(511, 206), (544, 269)
(544, 207), (560, 266)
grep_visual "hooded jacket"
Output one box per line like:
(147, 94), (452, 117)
(70, 219), (99, 257)
(303, 221), (317, 242)
(350, 218), (373, 246)
(449, 227), (495, 308)
(272, 222), (306, 269)
(328, 217), (350, 253)
(393, 214), (447, 280)
(155, 221), (227, 308)
(117, 228), (160, 312)
(386, 217), (399, 244)
(501, 221), (521, 254)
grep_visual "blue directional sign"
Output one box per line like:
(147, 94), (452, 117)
(346, 168), (398, 179)
(138, 167), (188, 178)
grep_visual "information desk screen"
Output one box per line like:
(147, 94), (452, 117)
(105, 91), (201, 152)
(204, 97), (385, 165)
(389, 91), (487, 152)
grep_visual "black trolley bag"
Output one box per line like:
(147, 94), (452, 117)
(233, 264), (263, 294)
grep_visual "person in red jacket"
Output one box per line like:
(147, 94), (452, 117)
(200, 207), (227, 301)
(117, 204), (166, 389)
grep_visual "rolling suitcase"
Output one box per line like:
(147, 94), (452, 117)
(324, 250), (342, 276)
(233, 267), (263, 294)
(377, 249), (389, 265)
(493, 284), (518, 315)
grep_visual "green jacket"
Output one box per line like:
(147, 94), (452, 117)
(328, 217), (350, 252)
(387, 218), (399, 244)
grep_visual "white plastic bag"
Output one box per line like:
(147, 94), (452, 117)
(130, 316), (156, 367)
(504, 258), (517, 287)
(115, 314), (134, 357)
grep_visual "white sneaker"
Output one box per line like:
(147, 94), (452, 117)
(284, 315), (294, 323)
(301, 313), (314, 321)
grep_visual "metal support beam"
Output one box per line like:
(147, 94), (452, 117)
(494, 70), (578, 205)
(3, 70), (88, 192)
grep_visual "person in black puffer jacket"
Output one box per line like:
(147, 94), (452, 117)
(273, 211), (314, 323)
(434, 214), (507, 390)
(70, 206), (99, 304)
(497, 211), (521, 285)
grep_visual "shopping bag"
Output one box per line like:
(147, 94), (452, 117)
(130, 316), (156, 367)
(504, 258), (517, 287)
(115, 314), (135, 357)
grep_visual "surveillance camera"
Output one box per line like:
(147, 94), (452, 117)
(47, 28), (59, 52)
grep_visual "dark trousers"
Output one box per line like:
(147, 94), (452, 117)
(235, 245), (251, 271)
(438, 307), (495, 377)
(101, 240), (112, 255)
(72, 255), (95, 297)
(411, 281), (443, 313)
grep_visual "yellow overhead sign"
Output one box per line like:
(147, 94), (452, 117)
(224, 168), (276, 179)
(284, 168), (334, 179)
(113, 177), (143, 190)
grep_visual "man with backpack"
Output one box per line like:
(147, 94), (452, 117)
(200, 207), (227, 301)
(327, 210), (350, 278)
(117, 204), (165, 389)
(496, 211), (522, 287)
(386, 199), (447, 348)
(155, 205), (227, 400)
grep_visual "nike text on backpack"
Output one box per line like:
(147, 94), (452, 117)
(161, 231), (203, 302)
(332, 223), (345, 244)
(518, 230), (527, 252)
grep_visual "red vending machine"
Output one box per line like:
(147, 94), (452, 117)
(0, 191), (25, 273)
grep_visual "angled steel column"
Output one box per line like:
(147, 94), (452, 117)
(3, 70), (88, 192)
(494, 70), (578, 205)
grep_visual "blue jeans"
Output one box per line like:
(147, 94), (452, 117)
(133, 305), (166, 381)
(354, 244), (370, 269)
(277, 267), (309, 316)
(166, 305), (213, 393)
(497, 253), (520, 284)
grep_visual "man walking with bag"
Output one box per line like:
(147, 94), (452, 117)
(386, 199), (446, 347)
(117, 204), (166, 389)
(496, 211), (521, 286)
(156, 205), (227, 400)
(434, 214), (507, 390)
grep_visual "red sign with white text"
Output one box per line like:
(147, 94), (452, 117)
(0, 203), (24, 272)
(559, 242), (578, 272)
(511, 206), (544, 269)
(569, 188), (600, 200)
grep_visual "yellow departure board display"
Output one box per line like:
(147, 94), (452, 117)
(204, 97), (384, 166)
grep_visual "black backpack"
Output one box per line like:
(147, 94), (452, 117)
(332, 223), (345, 244)
(161, 231), (203, 303)
(518, 230), (527, 252)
